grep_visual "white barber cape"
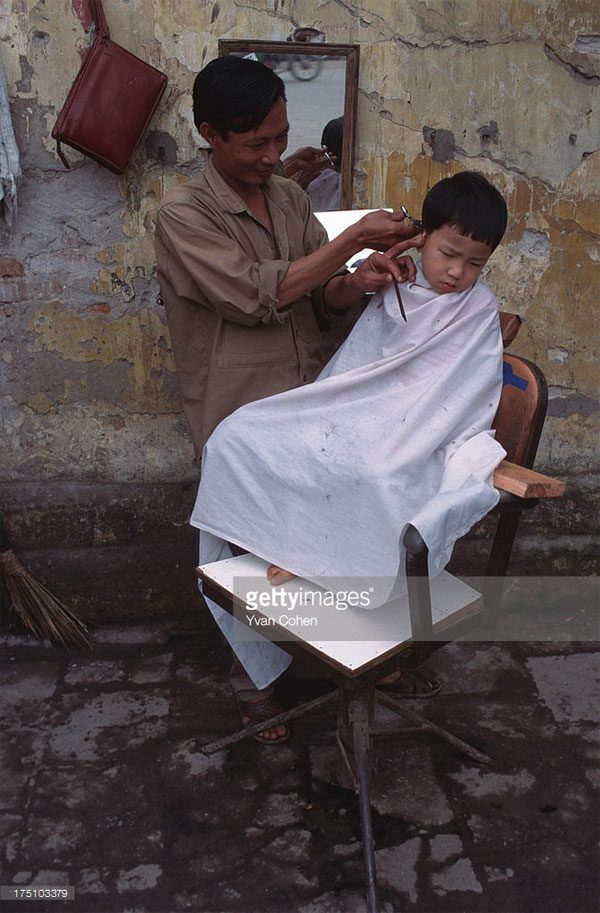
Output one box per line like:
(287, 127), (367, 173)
(191, 267), (506, 686)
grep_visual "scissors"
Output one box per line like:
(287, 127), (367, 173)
(320, 145), (337, 168)
(400, 205), (423, 230)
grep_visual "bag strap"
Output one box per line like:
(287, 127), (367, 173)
(56, 139), (71, 169)
(53, 1), (110, 169)
(91, 0), (110, 40)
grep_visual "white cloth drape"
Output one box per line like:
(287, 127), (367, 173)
(192, 266), (506, 611)
(0, 60), (21, 226)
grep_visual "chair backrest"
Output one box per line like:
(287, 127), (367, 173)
(492, 354), (548, 468)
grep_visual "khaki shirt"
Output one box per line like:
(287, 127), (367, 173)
(155, 160), (339, 456)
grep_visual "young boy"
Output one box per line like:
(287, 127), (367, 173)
(192, 171), (508, 739)
(267, 170), (508, 583)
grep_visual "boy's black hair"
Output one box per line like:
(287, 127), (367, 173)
(193, 56), (286, 138)
(422, 171), (508, 250)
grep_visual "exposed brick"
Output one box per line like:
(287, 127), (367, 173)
(0, 257), (24, 279)
(88, 302), (111, 314)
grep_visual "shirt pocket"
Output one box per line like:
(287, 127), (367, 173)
(216, 319), (298, 367)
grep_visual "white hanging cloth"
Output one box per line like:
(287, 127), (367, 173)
(192, 266), (506, 608)
(0, 59), (21, 226)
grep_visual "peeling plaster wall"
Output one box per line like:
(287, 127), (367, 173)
(1, 1), (598, 616)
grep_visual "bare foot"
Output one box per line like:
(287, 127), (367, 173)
(267, 564), (296, 586)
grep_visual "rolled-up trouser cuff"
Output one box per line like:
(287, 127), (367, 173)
(229, 658), (275, 701)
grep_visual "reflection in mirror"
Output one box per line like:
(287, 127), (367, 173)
(218, 40), (359, 210)
(306, 115), (343, 211)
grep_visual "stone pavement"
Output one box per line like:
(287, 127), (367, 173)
(1, 609), (598, 913)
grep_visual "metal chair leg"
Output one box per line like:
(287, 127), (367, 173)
(377, 691), (491, 764)
(346, 688), (380, 913)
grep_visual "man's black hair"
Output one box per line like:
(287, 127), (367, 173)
(320, 117), (344, 169)
(422, 171), (508, 250)
(193, 56), (286, 137)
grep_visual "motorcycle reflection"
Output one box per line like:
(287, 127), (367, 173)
(259, 53), (323, 81)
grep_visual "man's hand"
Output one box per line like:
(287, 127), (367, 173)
(323, 235), (424, 310)
(349, 210), (421, 251)
(351, 250), (416, 294)
(282, 146), (334, 189)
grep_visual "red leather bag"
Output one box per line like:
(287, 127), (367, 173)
(51, 0), (167, 174)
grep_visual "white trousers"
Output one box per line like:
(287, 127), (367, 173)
(199, 532), (292, 691)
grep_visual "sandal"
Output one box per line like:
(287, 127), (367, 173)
(376, 668), (441, 698)
(236, 694), (290, 745)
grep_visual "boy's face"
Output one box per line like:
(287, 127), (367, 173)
(420, 225), (493, 294)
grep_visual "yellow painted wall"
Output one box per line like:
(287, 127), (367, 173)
(1, 0), (598, 482)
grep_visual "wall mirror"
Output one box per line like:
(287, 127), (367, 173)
(218, 39), (359, 210)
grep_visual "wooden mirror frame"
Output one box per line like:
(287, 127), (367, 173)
(218, 39), (360, 209)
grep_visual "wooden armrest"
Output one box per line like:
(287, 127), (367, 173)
(499, 311), (523, 348)
(493, 460), (565, 498)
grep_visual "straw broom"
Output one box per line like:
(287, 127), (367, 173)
(0, 515), (91, 649)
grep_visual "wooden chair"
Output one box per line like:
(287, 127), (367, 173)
(196, 314), (565, 913)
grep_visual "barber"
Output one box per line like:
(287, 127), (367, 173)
(154, 55), (418, 459)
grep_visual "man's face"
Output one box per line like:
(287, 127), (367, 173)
(421, 224), (493, 294)
(201, 97), (289, 192)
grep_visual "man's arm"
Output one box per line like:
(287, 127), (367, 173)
(275, 211), (420, 308)
(155, 200), (291, 325)
(156, 193), (419, 322)
(281, 146), (331, 189)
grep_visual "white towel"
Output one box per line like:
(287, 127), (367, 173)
(192, 266), (506, 607)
